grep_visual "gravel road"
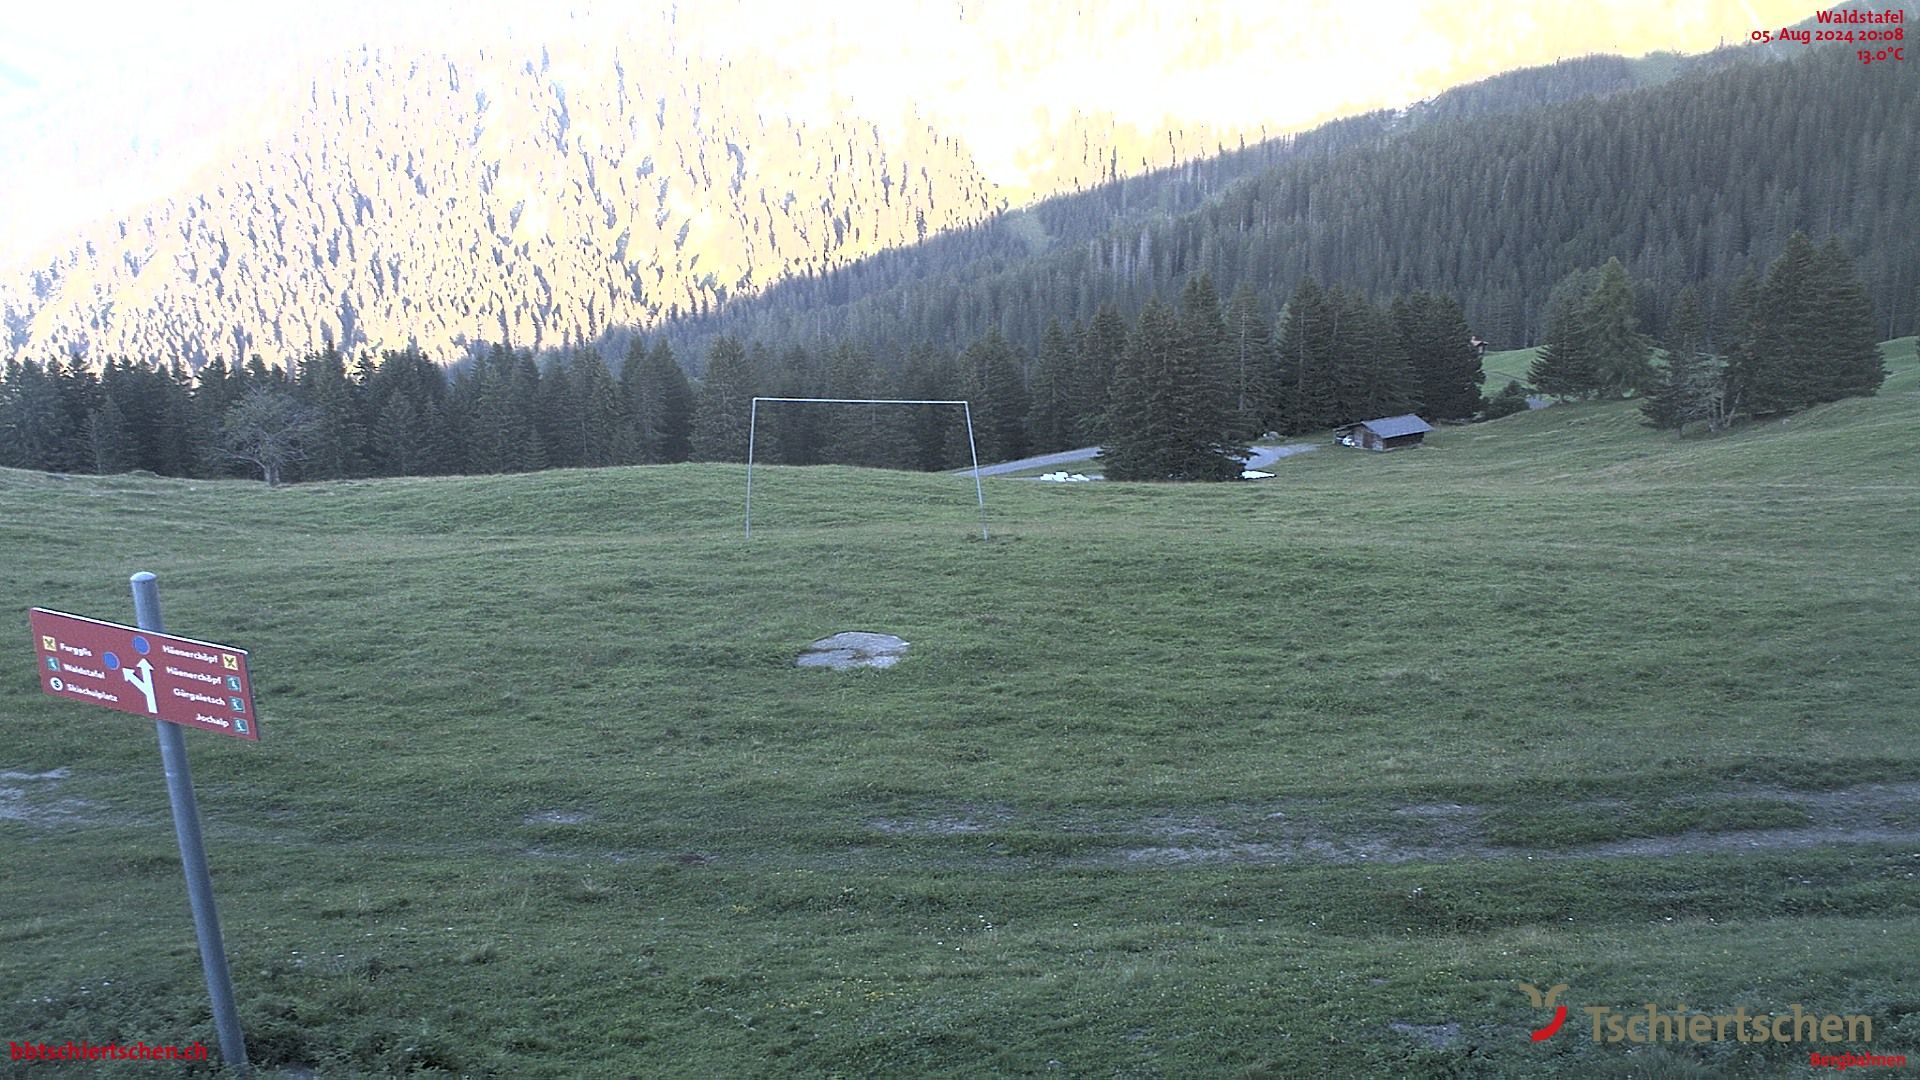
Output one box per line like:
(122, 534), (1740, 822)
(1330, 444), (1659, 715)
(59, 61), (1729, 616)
(962, 442), (1319, 478)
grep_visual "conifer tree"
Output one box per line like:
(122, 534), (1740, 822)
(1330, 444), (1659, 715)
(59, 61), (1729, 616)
(1339, 293), (1415, 422)
(691, 335), (755, 462)
(1072, 306), (1128, 443)
(961, 328), (1029, 463)
(296, 346), (363, 479)
(0, 360), (77, 471)
(373, 393), (429, 474)
(1104, 291), (1247, 481)
(822, 340), (902, 467)
(571, 348), (625, 468)
(0, 359), (24, 468)
(1641, 285), (1725, 432)
(1025, 319), (1076, 453)
(900, 342), (961, 471)
(641, 339), (695, 463)
(85, 393), (134, 474)
(1173, 274), (1238, 446)
(1809, 238), (1886, 403)
(1482, 380), (1532, 420)
(1582, 258), (1653, 397)
(1276, 276), (1334, 433)
(1530, 293), (1596, 399)
(192, 358), (243, 475)
(761, 344), (825, 466)
(1223, 284), (1276, 437)
(156, 361), (197, 476)
(1735, 234), (1822, 415)
(616, 338), (649, 464)
(1395, 291), (1484, 420)
(1101, 299), (1181, 480)
(535, 354), (585, 468)
(362, 345), (453, 474)
(461, 345), (540, 472)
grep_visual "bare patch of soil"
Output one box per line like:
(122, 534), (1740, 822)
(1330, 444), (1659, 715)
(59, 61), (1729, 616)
(1388, 1021), (1462, 1049)
(0, 767), (97, 828)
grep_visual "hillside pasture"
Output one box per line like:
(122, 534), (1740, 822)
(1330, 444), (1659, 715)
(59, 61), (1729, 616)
(2, 350), (1917, 1076)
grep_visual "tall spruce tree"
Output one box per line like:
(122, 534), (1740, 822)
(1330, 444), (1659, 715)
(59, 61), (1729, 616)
(192, 358), (243, 474)
(1808, 238), (1886, 403)
(2, 360), (78, 471)
(1641, 285), (1726, 432)
(899, 342), (962, 471)
(535, 353), (585, 468)
(1172, 274), (1237, 451)
(1395, 291), (1484, 420)
(1223, 284), (1276, 437)
(295, 346), (363, 479)
(1725, 235), (1884, 419)
(961, 328), (1029, 463)
(691, 335), (755, 462)
(1101, 299), (1181, 480)
(84, 392), (134, 474)
(1338, 293), (1415, 422)
(156, 361), (197, 476)
(1104, 289), (1246, 481)
(640, 339), (695, 463)
(1529, 293), (1597, 399)
(760, 344), (825, 465)
(372, 393), (429, 474)
(571, 348), (625, 468)
(616, 337), (649, 464)
(822, 340), (902, 467)
(1276, 276), (1334, 433)
(1072, 306), (1128, 443)
(1582, 258), (1653, 397)
(1025, 319), (1076, 453)
(1734, 233), (1823, 415)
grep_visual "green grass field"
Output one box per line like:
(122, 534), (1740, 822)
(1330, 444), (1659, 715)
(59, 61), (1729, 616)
(3, 340), (1917, 1077)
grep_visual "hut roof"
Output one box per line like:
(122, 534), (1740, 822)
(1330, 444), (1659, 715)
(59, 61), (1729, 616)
(1351, 414), (1432, 438)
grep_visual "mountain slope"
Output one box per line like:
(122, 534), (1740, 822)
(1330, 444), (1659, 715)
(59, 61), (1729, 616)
(653, 44), (1917, 364)
(0, 38), (1004, 367)
(1, 40), (1773, 374)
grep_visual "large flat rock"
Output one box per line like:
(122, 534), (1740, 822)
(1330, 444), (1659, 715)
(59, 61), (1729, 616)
(796, 632), (910, 670)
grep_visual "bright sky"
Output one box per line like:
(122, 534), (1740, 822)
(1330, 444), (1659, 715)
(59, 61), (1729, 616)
(0, 0), (1808, 260)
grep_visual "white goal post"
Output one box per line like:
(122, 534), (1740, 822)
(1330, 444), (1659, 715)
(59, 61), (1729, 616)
(745, 397), (988, 541)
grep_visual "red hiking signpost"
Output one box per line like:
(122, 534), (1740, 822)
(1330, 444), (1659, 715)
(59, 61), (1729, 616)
(24, 573), (255, 1075)
(30, 608), (258, 740)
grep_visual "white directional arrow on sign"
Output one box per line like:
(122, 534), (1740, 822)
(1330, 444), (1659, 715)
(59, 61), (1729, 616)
(123, 658), (158, 714)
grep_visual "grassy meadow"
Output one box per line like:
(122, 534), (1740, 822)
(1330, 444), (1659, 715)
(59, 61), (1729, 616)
(2, 339), (1917, 1077)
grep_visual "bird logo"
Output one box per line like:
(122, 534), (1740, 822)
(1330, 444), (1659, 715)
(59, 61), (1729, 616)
(1518, 982), (1569, 1041)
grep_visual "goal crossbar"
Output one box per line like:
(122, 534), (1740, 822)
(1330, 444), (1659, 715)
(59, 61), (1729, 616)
(745, 397), (988, 540)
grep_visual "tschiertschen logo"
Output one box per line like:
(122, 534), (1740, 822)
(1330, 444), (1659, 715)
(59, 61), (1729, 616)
(1518, 982), (1570, 1041)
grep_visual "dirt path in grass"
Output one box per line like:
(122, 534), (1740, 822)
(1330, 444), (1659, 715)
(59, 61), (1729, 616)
(11, 767), (1919, 870)
(1078, 782), (1920, 868)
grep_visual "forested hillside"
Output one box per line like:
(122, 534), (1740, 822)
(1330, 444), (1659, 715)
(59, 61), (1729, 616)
(0, 37), (1004, 367)
(0, 41), (1820, 377)
(654, 45), (1919, 366)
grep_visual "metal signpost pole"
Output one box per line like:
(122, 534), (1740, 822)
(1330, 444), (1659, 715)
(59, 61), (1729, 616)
(129, 572), (250, 1076)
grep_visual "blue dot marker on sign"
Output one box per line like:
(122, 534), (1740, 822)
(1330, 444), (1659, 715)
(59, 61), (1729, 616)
(132, 636), (151, 655)
(104, 651), (120, 671)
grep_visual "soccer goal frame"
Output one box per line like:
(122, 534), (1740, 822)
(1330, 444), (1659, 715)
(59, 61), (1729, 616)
(744, 397), (988, 541)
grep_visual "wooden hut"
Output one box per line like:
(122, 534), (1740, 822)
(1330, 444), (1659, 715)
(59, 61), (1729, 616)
(1333, 414), (1433, 451)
